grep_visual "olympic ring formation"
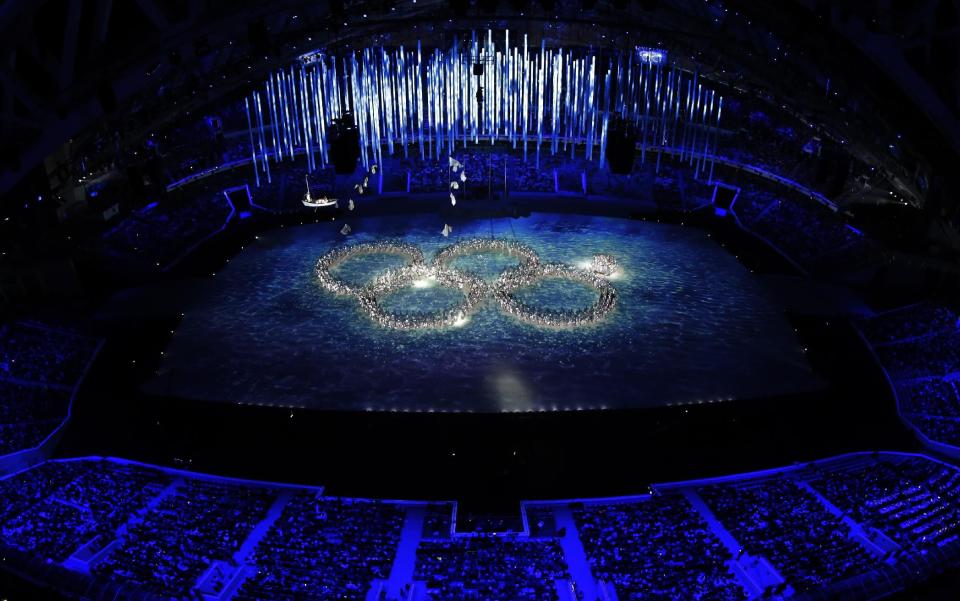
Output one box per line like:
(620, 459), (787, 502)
(315, 238), (619, 330)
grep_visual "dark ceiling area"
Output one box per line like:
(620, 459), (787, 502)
(0, 0), (959, 208)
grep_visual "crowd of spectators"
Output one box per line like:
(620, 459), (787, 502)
(573, 495), (745, 601)
(525, 506), (560, 538)
(0, 419), (65, 456)
(94, 479), (274, 598)
(893, 379), (960, 418)
(403, 150), (559, 195)
(582, 157), (713, 209)
(414, 537), (568, 601)
(862, 304), (960, 447)
(729, 179), (881, 274)
(903, 416), (960, 447)
(164, 139), (251, 185)
(85, 115), (878, 280)
(0, 381), (71, 424)
(422, 503), (454, 539)
(1, 461), (168, 563)
(716, 99), (797, 161)
(151, 104), (252, 184)
(860, 304), (960, 345)
(99, 187), (233, 271)
(0, 322), (100, 456)
(699, 478), (876, 594)
(710, 95), (874, 198)
(1, 455), (960, 599)
(807, 456), (960, 555)
(238, 495), (405, 601)
(0, 461), (88, 524)
(394, 145), (739, 213)
(874, 333), (960, 381)
(0, 322), (100, 387)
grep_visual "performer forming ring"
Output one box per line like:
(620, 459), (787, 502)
(316, 241), (424, 297)
(493, 262), (618, 328)
(359, 263), (487, 330)
(315, 238), (619, 330)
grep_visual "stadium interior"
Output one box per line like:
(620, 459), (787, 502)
(3, 0), (960, 599)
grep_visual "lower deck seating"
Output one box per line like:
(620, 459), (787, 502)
(699, 478), (877, 593)
(414, 537), (569, 601)
(238, 495), (405, 601)
(573, 496), (745, 601)
(93, 479), (274, 598)
(809, 457), (960, 553)
(0, 454), (959, 600)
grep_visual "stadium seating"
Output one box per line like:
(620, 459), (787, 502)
(0, 322), (100, 456)
(699, 478), (876, 593)
(414, 537), (569, 601)
(99, 189), (233, 271)
(1, 454), (959, 600)
(861, 304), (960, 449)
(94, 478), (274, 598)
(238, 495), (404, 601)
(2, 461), (168, 563)
(808, 456), (960, 554)
(573, 495), (745, 600)
(729, 181), (880, 274)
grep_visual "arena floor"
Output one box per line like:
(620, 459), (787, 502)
(146, 212), (823, 411)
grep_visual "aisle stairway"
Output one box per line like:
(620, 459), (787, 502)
(385, 504), (426, 599)
(552, 505), (601, 601)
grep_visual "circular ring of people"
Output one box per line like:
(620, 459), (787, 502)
(315, 238), (620, 330)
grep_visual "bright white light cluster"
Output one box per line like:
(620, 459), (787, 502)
(316, 238), (619, 330)
(636, 46), (667, 64)
(588, 253), (620, 277)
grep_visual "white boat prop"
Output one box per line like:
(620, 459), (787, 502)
(301, 175), (338, 208)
